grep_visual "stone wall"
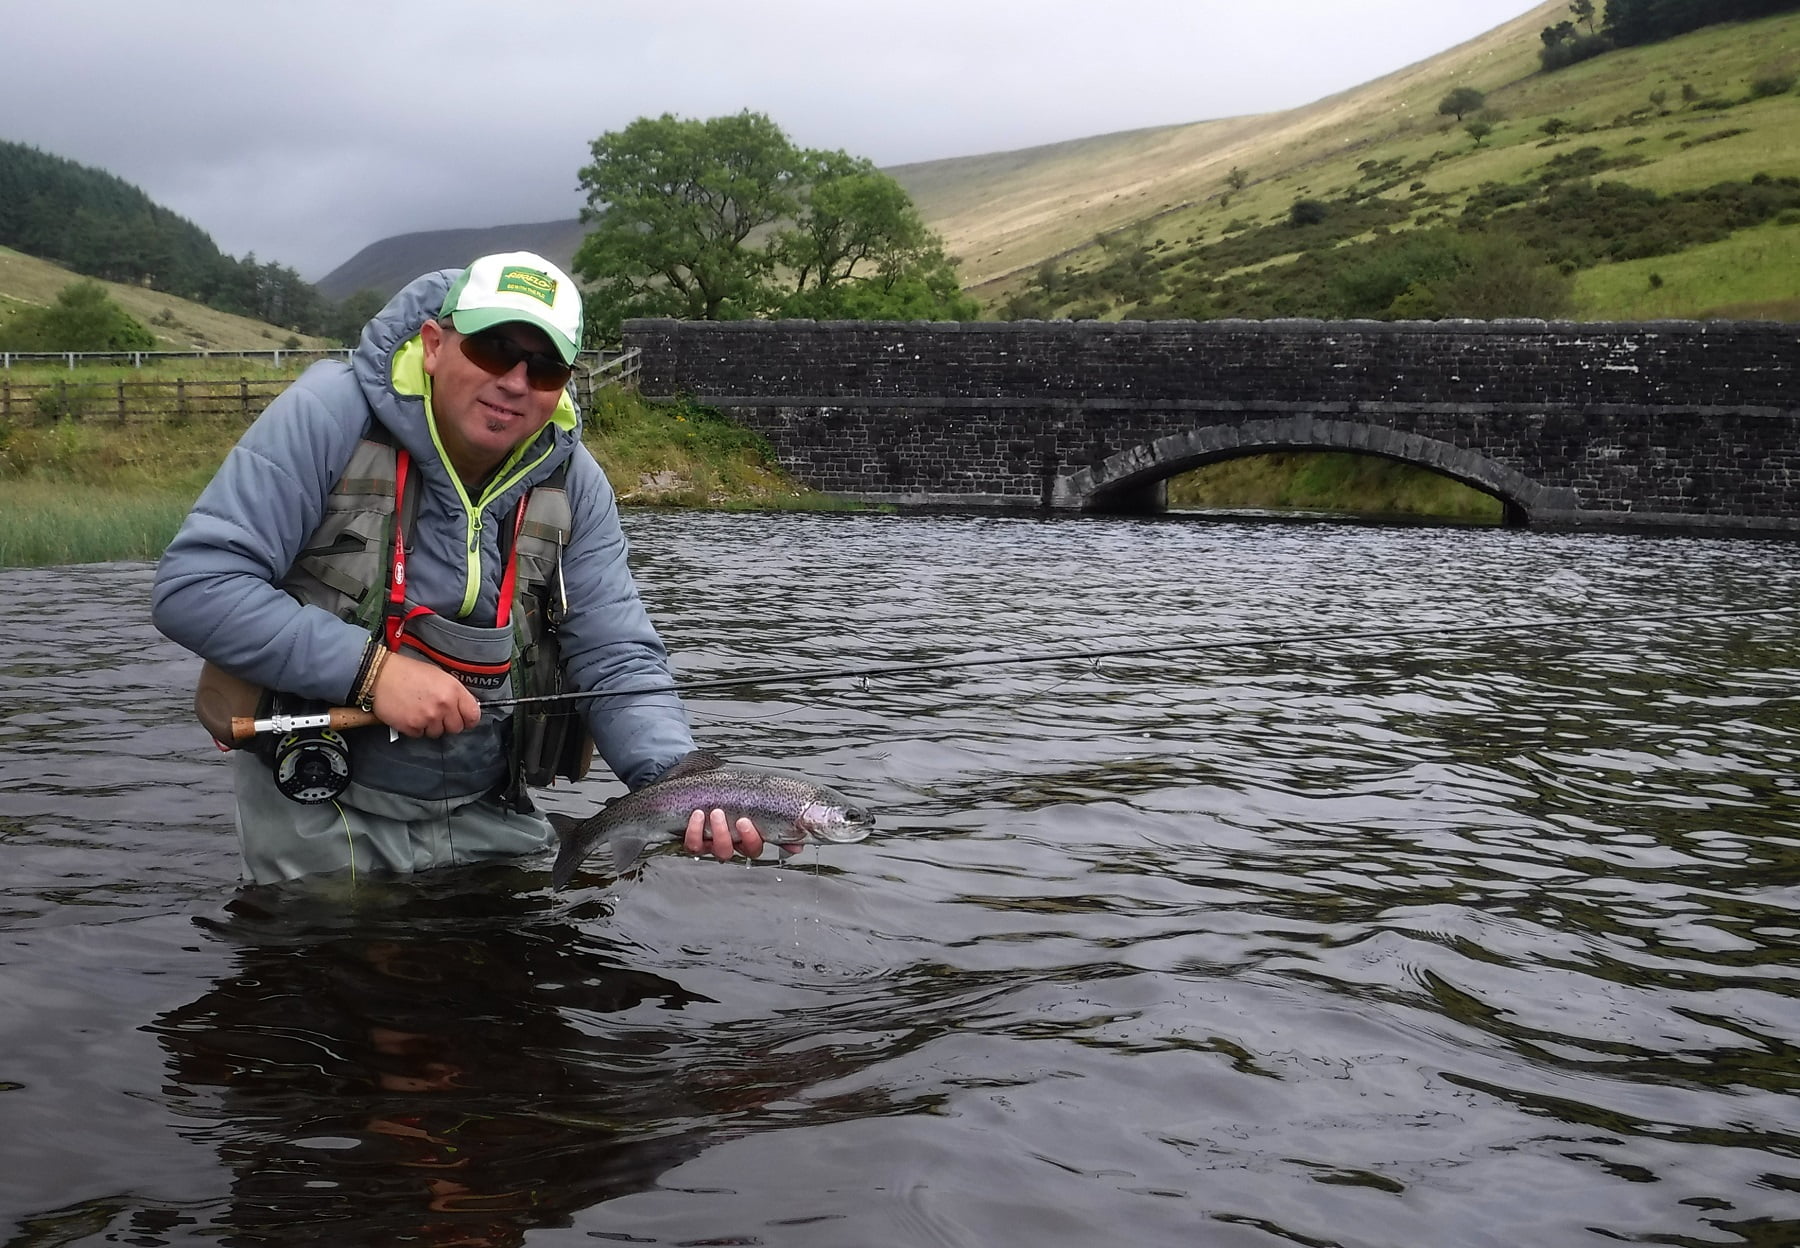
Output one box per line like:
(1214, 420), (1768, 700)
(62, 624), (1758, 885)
(622, 318), (1800, 529)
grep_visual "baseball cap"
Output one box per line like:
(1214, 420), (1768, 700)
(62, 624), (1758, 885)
(438, 251), (584, 365)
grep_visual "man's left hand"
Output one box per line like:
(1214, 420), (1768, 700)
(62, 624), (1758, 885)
(684, 808), (765, 861)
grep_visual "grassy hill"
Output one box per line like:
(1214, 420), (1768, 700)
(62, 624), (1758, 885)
(905, 0), (1800, 320)
(0, 247), (335, 351)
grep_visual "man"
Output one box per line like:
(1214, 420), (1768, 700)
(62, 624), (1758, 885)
(153, 251), (759, 884)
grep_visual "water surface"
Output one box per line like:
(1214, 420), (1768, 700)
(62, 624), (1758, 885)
(2, 513), (1797, 1247)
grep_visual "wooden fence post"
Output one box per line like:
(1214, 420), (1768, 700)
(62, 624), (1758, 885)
(240, 380), (249, 420)
(177, 379), (187, 420)
(117, 379), (127, 423)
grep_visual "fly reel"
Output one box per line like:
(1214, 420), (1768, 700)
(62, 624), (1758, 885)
(272, 728), (352, 804)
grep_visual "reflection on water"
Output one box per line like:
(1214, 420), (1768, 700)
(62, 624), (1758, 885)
(1, 517), (1797, 1247)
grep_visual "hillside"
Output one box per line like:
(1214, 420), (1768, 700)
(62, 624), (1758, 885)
(314, 219), (589, 303)
(0, 247), (334, 352)
(951, 0), (1800, 319)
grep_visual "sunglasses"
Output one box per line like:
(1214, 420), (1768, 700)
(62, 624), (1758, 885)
(452, 327), (574, 392)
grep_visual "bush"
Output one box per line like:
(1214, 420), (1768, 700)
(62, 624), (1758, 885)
(0, 281), (157, 353)
(1288, 199), (1330, 227)
(1539, 32), (1611, 72)
(1750, 72), (1796, 98)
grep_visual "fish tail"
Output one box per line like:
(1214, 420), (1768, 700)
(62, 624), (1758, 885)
(547, 813), (585, 892)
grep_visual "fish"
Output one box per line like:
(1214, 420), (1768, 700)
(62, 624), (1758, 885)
(546, 751), (874, 889)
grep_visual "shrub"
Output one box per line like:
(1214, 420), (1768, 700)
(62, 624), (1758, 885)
(1288, 199), (1330, 227)
(0, 281), (157, 353)
(1750, 72), (1796, 98)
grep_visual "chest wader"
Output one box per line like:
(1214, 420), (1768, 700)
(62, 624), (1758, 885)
(199, 429), (593, 812)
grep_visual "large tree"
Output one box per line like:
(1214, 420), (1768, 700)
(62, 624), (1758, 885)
(575, 111), (974, 338)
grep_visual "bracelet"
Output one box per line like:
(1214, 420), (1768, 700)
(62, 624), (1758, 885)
(354, 642), (389, 713)
(349, 639), (378, 706)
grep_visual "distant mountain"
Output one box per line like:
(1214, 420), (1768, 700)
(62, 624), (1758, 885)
(314, 219), (589, 303)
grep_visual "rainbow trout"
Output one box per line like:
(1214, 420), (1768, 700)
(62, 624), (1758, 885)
(546, 751), (873, 889)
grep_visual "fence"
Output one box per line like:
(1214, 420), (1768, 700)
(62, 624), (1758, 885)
(0, 348), (644, 423)
(0, 348), (355, 370)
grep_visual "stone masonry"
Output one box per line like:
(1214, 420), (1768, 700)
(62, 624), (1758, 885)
(622, 318), (1800, 531)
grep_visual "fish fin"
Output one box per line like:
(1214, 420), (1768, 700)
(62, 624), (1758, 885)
(548, 813), (587, 892)
(609, 831), (651, 874)
(549, 824), (656, 890)
(657, 750), (726, 783)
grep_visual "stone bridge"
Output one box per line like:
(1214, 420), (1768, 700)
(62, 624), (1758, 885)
(622, 318), (1800, 532)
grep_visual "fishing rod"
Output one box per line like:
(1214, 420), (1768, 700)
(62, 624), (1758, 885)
(228, 604), (1794, 743)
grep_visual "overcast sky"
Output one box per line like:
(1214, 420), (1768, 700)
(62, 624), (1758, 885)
(8, 0), (1546, 280)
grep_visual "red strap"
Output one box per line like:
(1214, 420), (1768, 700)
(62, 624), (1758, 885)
(384, 449), (413, 651)
(380, 444), (530, 645)
(494, 494), (529, 629)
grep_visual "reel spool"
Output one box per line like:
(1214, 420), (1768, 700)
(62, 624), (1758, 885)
(272, 729), (352, 804)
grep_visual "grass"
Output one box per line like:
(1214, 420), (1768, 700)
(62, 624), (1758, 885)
(0, 245), (336, 352)
(0, 480), (193, 566)
(1168, 452), (1506, 524)
(0, 387), (859, 567)
(1572, 217), (1800, 319)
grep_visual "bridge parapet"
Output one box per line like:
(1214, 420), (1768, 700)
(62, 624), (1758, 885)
(623, 318), (1800, 532)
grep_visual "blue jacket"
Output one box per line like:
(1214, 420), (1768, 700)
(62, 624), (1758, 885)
(152, 269), (694, 790)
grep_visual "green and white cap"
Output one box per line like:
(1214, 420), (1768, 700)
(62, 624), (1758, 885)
(439, 251), (583, 364)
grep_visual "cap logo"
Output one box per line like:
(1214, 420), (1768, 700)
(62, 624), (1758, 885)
(496, 266), (557, 307)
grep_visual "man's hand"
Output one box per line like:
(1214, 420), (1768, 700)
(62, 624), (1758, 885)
(684, 807), (766, 861)
(371, 651), (482, 738)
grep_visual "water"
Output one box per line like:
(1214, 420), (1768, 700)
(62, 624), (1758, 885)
(3, 512), (1797, 1248)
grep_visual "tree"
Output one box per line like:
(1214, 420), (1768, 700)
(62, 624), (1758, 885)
(574, 111), (974, 339)
(575, 111), (800, 336)
(1226, 166), (1248, 192)
(1569, 0), (1597, 33)
(1466, 120), (1495, 146)
(327, 288), (390, 347)
(1438, 87), (1487, 122)
(0, 279), (156, 351)
(773, 150), (975, 319)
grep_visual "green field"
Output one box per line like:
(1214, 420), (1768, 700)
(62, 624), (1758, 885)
(0, 386), (865, 568)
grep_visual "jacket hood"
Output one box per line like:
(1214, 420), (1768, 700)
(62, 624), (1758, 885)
(350, 268), (581, 496)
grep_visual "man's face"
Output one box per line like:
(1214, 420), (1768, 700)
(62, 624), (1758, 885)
(419, 318), (564, 483)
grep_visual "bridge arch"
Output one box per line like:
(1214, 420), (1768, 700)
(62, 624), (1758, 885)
(1058, 416), (1577, 525)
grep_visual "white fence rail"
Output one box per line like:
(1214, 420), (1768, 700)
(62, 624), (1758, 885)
(0, 348), (643, 422)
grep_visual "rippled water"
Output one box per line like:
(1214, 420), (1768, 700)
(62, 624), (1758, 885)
(3, 513), (1798, 1248)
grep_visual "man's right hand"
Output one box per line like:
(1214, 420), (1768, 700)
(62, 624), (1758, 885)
(371, 651), (482, 738)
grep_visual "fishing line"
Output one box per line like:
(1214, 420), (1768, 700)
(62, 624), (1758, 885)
(232, 606), (1796, 743)
(510, 604), (1797, 711)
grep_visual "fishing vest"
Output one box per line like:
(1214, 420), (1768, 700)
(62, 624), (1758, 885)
(281, 427), (591, 804)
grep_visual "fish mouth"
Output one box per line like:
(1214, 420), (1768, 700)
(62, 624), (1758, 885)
(812, 819), (875, 846)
